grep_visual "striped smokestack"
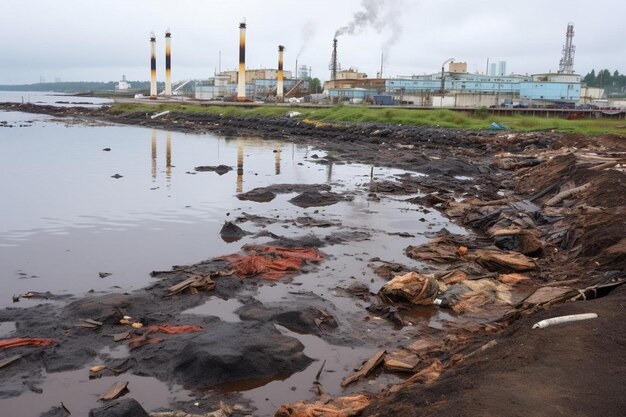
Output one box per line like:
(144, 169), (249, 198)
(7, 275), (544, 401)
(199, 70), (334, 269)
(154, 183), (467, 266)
(237, 22), (246, 99)
(277, 45), (284, 100)
(165, 30), (172, 96)
(150, 33), (157, 98)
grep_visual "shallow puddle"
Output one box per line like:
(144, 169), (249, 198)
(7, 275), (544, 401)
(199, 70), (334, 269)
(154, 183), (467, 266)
(0, 367), (190, 416)
(182, 297), (243, 322)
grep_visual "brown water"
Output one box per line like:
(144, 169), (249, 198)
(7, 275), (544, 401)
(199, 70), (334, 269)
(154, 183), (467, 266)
(0, 110), (468, 415)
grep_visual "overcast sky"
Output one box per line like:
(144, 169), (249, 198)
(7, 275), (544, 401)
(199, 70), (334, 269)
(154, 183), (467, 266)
(1, 0), (624, 84)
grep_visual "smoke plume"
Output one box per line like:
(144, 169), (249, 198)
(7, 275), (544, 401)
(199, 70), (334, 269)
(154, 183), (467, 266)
(334, 0), (404, 64)
(297, 20), (317, 59)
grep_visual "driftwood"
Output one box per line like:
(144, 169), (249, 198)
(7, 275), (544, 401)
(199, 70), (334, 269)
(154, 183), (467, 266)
(341, 350), (386, 387)
(383, 349), (420, 372)
(99, 381), (129, 401)
(167, 275), (216, 296)
(545, 182), (591, 206)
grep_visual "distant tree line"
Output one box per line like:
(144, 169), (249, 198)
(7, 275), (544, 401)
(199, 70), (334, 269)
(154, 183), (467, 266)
(582, 69), (626, 96)
(0, 81), (161, 93)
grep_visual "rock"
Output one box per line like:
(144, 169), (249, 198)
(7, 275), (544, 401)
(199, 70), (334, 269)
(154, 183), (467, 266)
(237, 188), (276, 203)
(194, 165), (232, 175)
(63, 293), (131, 325)
(88, 398), (149, 417)
(131, 321), (312, 387)
(238, 302), (338, 335)
(111, 174), (123, 179)
(39, 405), (70, 417)
(219, 221), (247, 243)
(289, 191), (341, 208)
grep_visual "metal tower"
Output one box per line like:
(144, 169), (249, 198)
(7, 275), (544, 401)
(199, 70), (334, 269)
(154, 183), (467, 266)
(558, 23), (576, 74)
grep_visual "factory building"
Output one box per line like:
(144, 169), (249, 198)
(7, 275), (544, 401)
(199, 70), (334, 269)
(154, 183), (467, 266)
(195, 69), (309, 100)
(327, 62), (581, 107)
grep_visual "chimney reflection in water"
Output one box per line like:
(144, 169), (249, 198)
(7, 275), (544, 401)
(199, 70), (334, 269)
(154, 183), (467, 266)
(236, 140), (244, 193)
(151, 129), (157, 180)
(326, 159), (333, 183)
(274, 145), (282, 175)
(166, 131), (172, 182)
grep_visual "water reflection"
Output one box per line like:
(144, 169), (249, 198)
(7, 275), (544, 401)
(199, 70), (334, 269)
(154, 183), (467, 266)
(326, 159), (333, 183)
(236, 140), (244, 193)
(274, 145), (282, 175)
(166, 131), (172, 182)
(151, 129), (157, 180)
(150, 130), (173, 183)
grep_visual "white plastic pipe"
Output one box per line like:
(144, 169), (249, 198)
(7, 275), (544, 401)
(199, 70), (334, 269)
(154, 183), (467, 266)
(532, 313), (598, 329)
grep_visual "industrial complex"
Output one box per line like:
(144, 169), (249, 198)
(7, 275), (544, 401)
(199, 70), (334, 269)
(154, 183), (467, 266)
(140, 22), (615, 109)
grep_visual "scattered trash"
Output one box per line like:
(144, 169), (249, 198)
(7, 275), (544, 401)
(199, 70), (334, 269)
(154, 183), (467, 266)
(151, 110), (170, 119)
(147, 324), (204, 334)
(391, 359), (443, 391)
(489, 122), (508, 130)
(113, 331), (130, 342)
(544, 182), (592, 207)
(99, 380), (129, 401)
(216, 245), (324, 280)
(275, 394), (370, 417)
(532, 313), (598, 329)
(167, 275), (216, 296)
(383, 349), (420, 372)
(341, 350), (386, 387)
(470, 249), (536, 272)
(128, 333), (162, 351)
(98, 272), (112, 278)
(75, 318), (103, 329)
(380, 272), (439, 305)
(0, 338), (55, 349)
(0, 354), (22, 369)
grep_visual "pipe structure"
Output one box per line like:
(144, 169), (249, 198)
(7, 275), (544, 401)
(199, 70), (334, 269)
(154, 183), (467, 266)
(237, 22), (247, 99)
(165, 30), (172, 96)
(331, 38), (338, 81)
(277, 45), (285, 100)
(440, 57), (454, 97)
(150, 33), (157, 98)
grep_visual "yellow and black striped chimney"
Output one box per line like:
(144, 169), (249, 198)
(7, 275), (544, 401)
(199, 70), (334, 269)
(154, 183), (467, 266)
(149, 33), (157, 98)
(237, 22), (247, 99)
(277, 45), (284, 100)
(165, 30), (172, 96)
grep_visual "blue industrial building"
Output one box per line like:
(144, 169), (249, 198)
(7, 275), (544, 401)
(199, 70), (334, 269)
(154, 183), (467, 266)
(327, 70), (581, 106)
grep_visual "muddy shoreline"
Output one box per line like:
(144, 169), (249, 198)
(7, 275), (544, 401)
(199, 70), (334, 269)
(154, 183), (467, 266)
(1, 103), (624, 417)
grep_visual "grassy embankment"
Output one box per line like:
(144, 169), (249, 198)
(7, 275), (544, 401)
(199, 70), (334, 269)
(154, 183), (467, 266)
(109, 103), (626, 136)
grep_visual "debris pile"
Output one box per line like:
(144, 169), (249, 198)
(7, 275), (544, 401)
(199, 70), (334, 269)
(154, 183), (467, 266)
(216, 245), (324, 280)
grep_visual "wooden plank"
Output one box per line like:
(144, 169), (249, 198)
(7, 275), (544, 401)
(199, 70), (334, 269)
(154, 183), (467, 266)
(99, 381), (129, 401)
(341, 350), (386, 387)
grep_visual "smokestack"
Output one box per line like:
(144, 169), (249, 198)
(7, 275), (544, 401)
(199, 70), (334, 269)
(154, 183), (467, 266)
(277, 45), (285, 100)
(165, 30), (172, 96)
(150, 33), (157, 98)
(332, 38), (338, 81)
(238, 22), (247, 99)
